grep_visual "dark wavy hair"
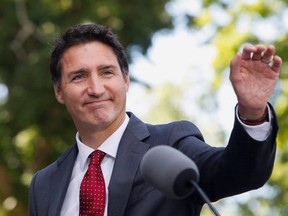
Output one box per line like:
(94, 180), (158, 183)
(50, 24), (129, 87)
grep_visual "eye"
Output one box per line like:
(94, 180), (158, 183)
(71, 73), (87, 81)
(101, 70), (114, 77)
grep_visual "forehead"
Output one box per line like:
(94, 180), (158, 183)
(64, 41), (117, 59)
(60, 41), (119, 70)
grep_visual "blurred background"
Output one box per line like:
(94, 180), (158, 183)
(1, 0), (288, 215)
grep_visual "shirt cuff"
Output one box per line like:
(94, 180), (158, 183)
(236, 105), (272, 141)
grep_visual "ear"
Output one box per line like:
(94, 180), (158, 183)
(124, 75), (130, 92)
(53, 84), (65, 104)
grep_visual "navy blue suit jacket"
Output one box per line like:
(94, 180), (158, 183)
(29, 110), (277, 216)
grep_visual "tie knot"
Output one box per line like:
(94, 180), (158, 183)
(90, 150), (105, 166)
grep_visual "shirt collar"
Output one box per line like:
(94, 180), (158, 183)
(76, 114), (130, 171)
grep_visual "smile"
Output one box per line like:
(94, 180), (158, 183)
(84, 99), (110, 107)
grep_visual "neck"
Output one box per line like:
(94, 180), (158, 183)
(78, 114), (126, 149)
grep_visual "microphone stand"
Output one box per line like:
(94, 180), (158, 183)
(190, 181), (221, 216)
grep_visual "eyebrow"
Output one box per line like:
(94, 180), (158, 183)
(67, 64), (117, 75)
(97, 64), (118, 70)
(66, 68), (87, 78)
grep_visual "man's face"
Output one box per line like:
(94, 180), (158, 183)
(54, 41), (130, 135)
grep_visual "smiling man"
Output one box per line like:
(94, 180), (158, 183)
(54, 41), (129, 149)
(29, 23), (282, 216)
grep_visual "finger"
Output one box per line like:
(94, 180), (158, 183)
(261, 45), (275, 63)
(251, 46), (265, 60)
(252, 49), (263, 61)
(242, 45), (256, 60)
(271, 56), (282, 73)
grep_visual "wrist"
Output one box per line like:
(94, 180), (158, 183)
(238, 107), (269, 125)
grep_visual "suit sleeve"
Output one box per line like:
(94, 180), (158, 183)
(173, 105), (278, 202)
(29, 172), (39, 216)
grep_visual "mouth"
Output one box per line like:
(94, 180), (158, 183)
(84, 99), (110, 107)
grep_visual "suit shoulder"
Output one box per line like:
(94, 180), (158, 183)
(127, 112), (205, 144)
(147, 120), (200, 132)
(146, 120), (204, 141)
(32, 145), (77, 178)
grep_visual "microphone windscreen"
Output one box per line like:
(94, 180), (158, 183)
(140, 145), (199, 199)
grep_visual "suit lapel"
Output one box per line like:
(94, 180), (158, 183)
(108, 113), (150, 216)
(48, 145), (78, 216)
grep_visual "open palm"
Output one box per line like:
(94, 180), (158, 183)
(230, 45), (282, 119)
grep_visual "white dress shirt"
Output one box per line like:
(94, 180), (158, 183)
(236, 105), (272, 141)
(60, 114), (129, 216)
(60, 108), (272, 216)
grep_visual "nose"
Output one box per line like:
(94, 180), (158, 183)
(87, 75), (105, 97)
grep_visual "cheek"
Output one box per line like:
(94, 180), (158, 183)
(62, 87), (84, 107)
(118, 87), (128, 107)
(118, 85), (129, 99)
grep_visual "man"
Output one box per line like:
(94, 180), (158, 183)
(29, 23), (282, 216)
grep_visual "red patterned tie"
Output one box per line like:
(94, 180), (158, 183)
(80, 150), (106, 216)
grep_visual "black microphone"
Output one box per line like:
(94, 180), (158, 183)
(140, 145), (221, 216)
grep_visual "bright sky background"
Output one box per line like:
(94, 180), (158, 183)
(126, 0), (283, 137)
(126, 0), (237, 140)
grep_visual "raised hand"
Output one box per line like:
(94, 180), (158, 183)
(229, 44), (282, 120)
